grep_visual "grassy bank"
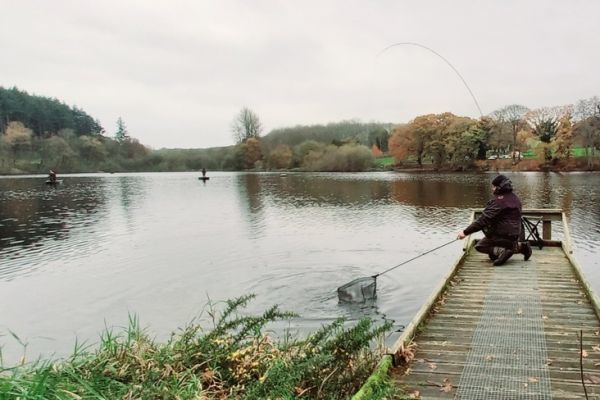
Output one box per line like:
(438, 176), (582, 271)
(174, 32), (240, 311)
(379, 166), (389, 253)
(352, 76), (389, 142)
(0, 295), (397, 399)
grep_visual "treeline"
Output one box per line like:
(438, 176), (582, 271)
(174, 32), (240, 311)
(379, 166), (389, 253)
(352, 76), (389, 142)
(0, 86), (149, 174)
(264, 121), (392, 151)
(389, 98), (600, 170)
(3, 86), (598, 174)
(0, 89), (385, 173)
(0, 87), (102, 137)
(0, 87), (165, 173)
(221, 108), (385, 172)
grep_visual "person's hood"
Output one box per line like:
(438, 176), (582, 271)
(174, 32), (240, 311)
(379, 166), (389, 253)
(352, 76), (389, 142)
(492, 174), (513, 194)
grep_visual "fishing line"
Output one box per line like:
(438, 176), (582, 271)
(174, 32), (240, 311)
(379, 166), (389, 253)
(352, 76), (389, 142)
(376, 42), (484, 118)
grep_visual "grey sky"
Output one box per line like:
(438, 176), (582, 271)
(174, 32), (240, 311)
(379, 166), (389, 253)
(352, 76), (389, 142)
(1, 1), (598, 149)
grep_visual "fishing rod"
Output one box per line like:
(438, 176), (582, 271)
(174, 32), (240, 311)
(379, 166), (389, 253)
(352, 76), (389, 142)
(372, 238), (458, 278)
(376, 42), (484, 118)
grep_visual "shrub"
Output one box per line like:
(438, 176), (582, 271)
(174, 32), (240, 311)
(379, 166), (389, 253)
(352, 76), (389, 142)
(0, 295), (392, 399)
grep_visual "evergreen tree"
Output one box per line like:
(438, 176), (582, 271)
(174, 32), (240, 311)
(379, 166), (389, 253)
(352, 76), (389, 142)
(115, 117), (129, 142)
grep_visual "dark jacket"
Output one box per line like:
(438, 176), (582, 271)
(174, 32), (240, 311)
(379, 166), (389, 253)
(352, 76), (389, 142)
(464, 178), (522, 238)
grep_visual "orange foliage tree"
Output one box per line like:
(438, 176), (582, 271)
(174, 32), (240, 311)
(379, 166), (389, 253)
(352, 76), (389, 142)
(242, 137), (263, 169)
(371, 144), (383, 157)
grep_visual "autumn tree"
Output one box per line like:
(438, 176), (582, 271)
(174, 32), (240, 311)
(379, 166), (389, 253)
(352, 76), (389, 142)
(242, 137), (262, 169)
(388, 114), (446, 166)
(40, 136), (75, 169)
(2, 121), (32, 165)
(371, 144), (383, 157)
(388, 125), (413, 164)
(77, 135), (107, 164)
(490, 105), (529, 160)
(232, 107), (262, 144)
(301, 143), (373, 172)
(268, 144), (293, 169)
(389, 113), (479, 168)
(526, 106), (570, 162)
(294, 140), (325, 167)
(554, 112), (574, 161)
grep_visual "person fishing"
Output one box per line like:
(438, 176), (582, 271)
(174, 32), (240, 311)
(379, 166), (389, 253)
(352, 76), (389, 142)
(457, 174), (532, 266)
(202, 167), (207, 177)
(48, 169), (57, 183)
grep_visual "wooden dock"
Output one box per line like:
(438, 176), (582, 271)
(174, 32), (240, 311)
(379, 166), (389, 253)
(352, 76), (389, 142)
(356, 209), (600, 399)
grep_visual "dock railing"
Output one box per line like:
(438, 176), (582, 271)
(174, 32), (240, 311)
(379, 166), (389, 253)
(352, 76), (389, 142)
(353, 208), (599, 400)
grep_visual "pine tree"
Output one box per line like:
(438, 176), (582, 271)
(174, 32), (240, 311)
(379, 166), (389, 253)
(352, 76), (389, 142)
(115, 117), (129, 142)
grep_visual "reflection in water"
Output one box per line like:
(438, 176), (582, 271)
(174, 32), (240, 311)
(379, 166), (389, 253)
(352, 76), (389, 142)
(0, 171), (598, 365)
(115, 176), (147, 231)
(236, 173), (265, 236)
(0, 177), (108, 280)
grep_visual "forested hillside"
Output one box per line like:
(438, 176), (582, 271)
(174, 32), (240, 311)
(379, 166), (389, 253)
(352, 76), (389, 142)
(3, 86), (597, 174)
(263, 121), (392, 150)
(0, 87), (102, 137)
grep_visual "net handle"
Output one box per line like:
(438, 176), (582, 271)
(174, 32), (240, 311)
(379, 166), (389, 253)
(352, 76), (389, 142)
(372, 238), (458, 278)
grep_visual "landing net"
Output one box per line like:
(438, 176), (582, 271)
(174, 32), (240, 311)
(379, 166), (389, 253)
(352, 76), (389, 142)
(337, 277), (377, 303)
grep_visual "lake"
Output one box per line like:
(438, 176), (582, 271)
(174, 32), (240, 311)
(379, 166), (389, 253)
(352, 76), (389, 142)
(1, 171), (598, 365)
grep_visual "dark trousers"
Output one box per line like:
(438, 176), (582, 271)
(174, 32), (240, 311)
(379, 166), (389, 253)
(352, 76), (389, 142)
(475, 235), (518, 255)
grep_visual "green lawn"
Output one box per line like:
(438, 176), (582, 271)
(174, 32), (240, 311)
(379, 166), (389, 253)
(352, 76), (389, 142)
(521, 147), (597, 159)
(374, 156), (395, 168)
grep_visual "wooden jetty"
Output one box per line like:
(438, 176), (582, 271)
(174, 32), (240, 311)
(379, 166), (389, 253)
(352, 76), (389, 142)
(354, 209), (600, 399)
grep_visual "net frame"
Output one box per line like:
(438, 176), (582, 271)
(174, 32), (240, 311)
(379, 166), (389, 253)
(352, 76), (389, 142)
(337, 276), (377, 303)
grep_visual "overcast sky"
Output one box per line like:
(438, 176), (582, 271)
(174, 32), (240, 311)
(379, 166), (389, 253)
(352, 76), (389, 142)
(1, 1), (598, 149)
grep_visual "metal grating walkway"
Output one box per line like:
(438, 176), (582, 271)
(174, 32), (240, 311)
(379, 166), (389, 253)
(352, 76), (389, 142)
(455, 263), (552, 399)
(392, 245), (600, 399)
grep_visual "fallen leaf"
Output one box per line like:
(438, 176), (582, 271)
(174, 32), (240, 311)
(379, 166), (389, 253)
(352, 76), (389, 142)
(517, 308), (523, 315)
(429, 363), (437, 370)
(441, 378), (452, 393)
(409, 390), (420, 399)
(582, 350), (589, 358)
(485, 355), (494, 361)
(592, 345), (600, 352)
(542, 315), (548, 320)
(528, 377), (539, 383)
(404, 368), (412, 376)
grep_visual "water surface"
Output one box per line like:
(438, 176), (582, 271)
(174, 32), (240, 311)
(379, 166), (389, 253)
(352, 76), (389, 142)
(1, 171), (598, 364)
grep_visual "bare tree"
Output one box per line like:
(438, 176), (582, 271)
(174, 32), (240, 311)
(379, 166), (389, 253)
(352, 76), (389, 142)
(490, 104), (529, 160)
(232, 107), (263, 144)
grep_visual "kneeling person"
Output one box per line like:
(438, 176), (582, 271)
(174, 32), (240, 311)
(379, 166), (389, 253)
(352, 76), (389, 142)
(457, 175), (532, 266)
